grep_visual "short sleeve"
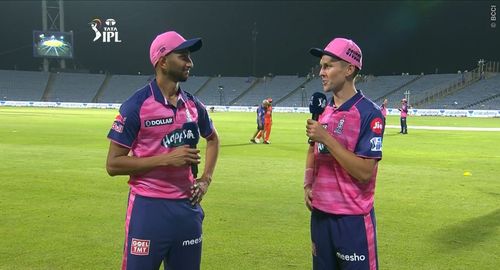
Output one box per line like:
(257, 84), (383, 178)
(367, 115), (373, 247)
(354, 110), (384, 159)
(107, 100), (141, 148)
(194, 98), (215, 138)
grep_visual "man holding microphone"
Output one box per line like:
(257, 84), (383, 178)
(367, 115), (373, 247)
(305, 37), (384, 270)
(106, 30), (219, 270)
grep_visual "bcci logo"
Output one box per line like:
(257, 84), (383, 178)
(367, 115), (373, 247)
(89, 18), (122, 43)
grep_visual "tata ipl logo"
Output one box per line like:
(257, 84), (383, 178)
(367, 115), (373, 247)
(89, 18), (122, 43)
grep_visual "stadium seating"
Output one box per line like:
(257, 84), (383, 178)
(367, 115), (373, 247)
(357, 74), (419, 102)
(0, 70), (49, 101)
(1, 69), (498, 109)
(46, 72), (105, 102)
(422, 74), (500, 109)
(195, 76), (256, 106)
(233, 75), (307, 106)
(98, 74), (152, 103)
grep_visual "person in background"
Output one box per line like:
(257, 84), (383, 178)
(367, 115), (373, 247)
(256, 97), (273, 144)
(250, 99), (268, 143)
(399, 98), (408, 134)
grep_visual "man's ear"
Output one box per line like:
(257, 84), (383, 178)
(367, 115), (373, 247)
(158, 56), (169, 70)
(345, 64), (355, 77)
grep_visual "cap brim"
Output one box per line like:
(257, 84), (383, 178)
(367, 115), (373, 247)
(309, 48), (325, 58)
(173, 38), (202, 53)
(309, 48), (342, 60)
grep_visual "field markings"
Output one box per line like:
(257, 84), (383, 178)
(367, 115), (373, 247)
(385, 125), (500, 132)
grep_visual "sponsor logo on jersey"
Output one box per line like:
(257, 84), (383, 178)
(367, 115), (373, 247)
(182, 235), (202, 246)
(162, 128), (196, 148)
(111, 114), (126, 133)
(130, 238), (150, 256)
(370, 137), (382, 151)
(144, 117), (173, 127)
(336, 251), (366, 262)
(111, 122), (123, 133)
(370, 117), (383, 135)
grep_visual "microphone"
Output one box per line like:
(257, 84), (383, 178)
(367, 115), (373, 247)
(308, 92), (327, 145)
(182, 122), (200, 178)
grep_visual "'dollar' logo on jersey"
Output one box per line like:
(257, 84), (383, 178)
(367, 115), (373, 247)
(162, 128), (195, 148)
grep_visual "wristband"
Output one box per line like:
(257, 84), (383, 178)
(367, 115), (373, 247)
(304, 168), (314, 187)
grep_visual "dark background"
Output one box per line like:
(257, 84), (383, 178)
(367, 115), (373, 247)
(0, 0), (498, 76)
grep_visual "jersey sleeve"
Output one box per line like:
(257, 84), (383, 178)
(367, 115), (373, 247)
(354, 109), (384, 159)
(107, 99), (141, 148)
(194, 97), (215, 138)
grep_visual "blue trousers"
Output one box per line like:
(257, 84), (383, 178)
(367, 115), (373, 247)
(310, 208), (378, 270)
(122, 193), (204, 270)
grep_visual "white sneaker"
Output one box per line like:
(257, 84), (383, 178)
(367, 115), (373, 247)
(254, 138), (260, 143)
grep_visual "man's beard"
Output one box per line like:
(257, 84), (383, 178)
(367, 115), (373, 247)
(166, 69), (188, 82)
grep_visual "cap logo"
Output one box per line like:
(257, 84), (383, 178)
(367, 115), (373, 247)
(345, 48), (361, 62)
(159, 47), (166, 53)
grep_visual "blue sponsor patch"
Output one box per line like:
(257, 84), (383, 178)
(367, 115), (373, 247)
(370, 137), (382, 152)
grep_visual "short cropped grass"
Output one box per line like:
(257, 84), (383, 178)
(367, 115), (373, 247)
(0, 107), (499, 269)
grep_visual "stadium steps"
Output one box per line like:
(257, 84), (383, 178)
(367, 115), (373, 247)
(374, 75), (423, 103)
(228, 78), (261, 105)
(193, 76), (213, 95)
(413, 72), (482, 108)
(274, 77), (313, 106)
(41, 72), (56, 101)
(92, 73), (113, 103)
(461, 92), (500, 109)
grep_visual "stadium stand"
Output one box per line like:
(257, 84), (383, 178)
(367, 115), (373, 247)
(422, 74), (500, 109)
(45, 72), (105, 102)
(232, 75), (307, 106)
(0, 70), (49, 101)
(358, 74), (420, 102)
(381, 73), (462, 108)
(97, 74), (152, 103)
(1, 69), (498, 109)
(277, 77), (318, 107)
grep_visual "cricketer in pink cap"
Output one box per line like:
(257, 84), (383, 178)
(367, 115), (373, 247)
(149, 31), (202, 67)
(305, 36), (384, 269)
(310, 37), (363, 70)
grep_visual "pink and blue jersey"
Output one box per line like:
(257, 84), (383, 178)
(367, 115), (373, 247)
(107, 79), (214, 199)
(400, 103), (408, 117)
(312, 91), (384, 215)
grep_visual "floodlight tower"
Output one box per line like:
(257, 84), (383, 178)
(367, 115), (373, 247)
(41, 0), (66, 71)
(251, 22), (258, 77)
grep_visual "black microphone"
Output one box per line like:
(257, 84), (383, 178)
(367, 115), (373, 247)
(182, 122), (200, 178)
(308, 92), (327, 145)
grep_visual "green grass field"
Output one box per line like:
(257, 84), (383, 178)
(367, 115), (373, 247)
(1, 107), (499, 269)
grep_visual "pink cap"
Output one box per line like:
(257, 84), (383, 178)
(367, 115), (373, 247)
(310, 38), (362, 70)
(149, 31), (202, 67)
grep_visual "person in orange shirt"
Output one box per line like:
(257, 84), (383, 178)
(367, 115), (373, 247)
(256, 97), (273, 144)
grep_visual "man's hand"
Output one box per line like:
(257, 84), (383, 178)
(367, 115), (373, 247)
(306, 119), (329, 144)
(190, 176), (210, 205)
(164, 146), (201, 167)
(304, 185), (313, 211)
